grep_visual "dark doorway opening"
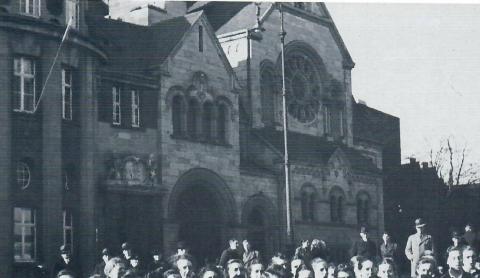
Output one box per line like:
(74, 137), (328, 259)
(246, 207), (267, 262)
(176, 184), (223, 265)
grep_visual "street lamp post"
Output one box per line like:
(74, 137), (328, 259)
(278, 3), (294, 248)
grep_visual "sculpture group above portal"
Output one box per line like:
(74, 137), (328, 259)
(105, 153), (157, 187)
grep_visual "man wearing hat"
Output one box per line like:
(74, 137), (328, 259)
(350, 226), (377, 260)
(53, 245), (79, 278)
(92, 248), (111, 277)
(446, 230), (464, 260)
(129, 254), (145, 277)
(121, 242), (133, 267)
(405, 218), (435, 278)
(147, 249), (169, 278)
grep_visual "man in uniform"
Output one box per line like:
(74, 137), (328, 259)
(405, 218), (435, 278)
(52, 245), (79, 277)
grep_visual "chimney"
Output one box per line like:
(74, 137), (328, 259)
(409, 157), (416, 165)
(108, 0), (187, 26)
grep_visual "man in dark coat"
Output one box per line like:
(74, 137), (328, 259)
(350, 226), (377, 260)
(147, 249), (169, 278)
(379, 231), (398, 262)
(92, 248), (111, 277)
(121, 242), (133, 268)
(463, 224), (478, 250)
(219, 239), (242, 269)
(52, 245), (79, 278)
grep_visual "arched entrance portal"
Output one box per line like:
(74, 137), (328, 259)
(176, 184), (222, 263)
(168, 168), (235, 264)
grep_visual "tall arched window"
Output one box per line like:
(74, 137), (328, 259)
(217, 103), (228, 144)
(172, 95), (185, 136)
(202, 101), (214, 141)
(260, 64), (276, 126)
(301, 184), (316, 222)
(187, 98), (199, 139)
(357, 192), (370, 225)
(330, 187), (345, 223)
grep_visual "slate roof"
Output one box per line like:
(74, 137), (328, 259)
(88, 12), (202, 75)
(253, 128), (380, 173)
(353, 102), (400, 145)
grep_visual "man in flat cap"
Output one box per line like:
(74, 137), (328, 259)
(93, 248), (111, 277)
(406, 218), (435, 278)
(350, 226), (377, 261)
(53, 245), (79, 278)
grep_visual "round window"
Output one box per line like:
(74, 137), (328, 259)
(16, 162), (31, 190)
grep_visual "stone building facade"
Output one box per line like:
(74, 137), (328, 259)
(0, 1), (399, 277)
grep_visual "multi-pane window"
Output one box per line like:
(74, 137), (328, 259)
(19, 0), (41, 16)
(63, 210), (73, 252)
(16, 162), (31, 190)
(13, 57), (36, 113)
(65, 0), (80, 29)
(301, 184), (315, 222)
(62, 68), (73, 120)
(112, 86), (121, 125)
(198, 25), (203, 52)
(357, 193), (370, 225)
(330, 188), (345, 223)
(14, 207), (36, 262)
(131, 90), (140, 127)
(172, 95), (185, 136)
(217, 103), (227, 143)
(187, 99), (199, 138)
(202, 102), (213, 141)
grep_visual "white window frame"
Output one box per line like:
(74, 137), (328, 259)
(324, 106), (331, 135)
(131, 90), (140, 127)
(65, 0), (80, 29)
(19, 0), (41, 17)
(13, 57), (36, 113)
(16, 162), (31, 190)
(62, 68), (73, 120)
(14, 207), (36, 262)
(63, 210), (73, 252)
(112, 86), (121, 125)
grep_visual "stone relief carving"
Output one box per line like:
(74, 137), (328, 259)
(105, 153), (157, 186)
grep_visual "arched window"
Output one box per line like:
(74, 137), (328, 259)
(260, 64), (276, 126)
(16, 161), (31, 190)
(202, 101), (214, 141)
(217, 103), (228, 144)
(330, 187), (345, 223)
(187, 98), (199, 139)
(301, 184), (316, 221)
(357, 192), (370, 225)
(172, 95), (185, 136)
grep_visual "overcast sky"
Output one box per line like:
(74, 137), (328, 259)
(326, 3), (480, 164)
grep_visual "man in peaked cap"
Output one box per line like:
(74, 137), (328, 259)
(121, 242), (133, 267)
(93, 248), (111, 277)
(405, 218), (435, 278)
(53, 245), (79, 278)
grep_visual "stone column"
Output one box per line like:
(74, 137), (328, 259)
(78, 56), (98, 274)
(0, 30), (13, 278)
(41, 40), (63, 270)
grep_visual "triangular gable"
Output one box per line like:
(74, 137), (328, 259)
(158, 11), (238, 85)
(258, 3), (354, 69)
(328, 148), (352, 170)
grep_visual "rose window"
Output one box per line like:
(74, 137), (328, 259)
(284, 54), (322, 123)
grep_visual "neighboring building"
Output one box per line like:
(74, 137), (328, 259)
(0, 1), (399, 276)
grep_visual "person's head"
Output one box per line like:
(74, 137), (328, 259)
(301, 240), (310, 249)
(376, 259), (395, 278)
(264, 264), (287, 278)
(291, 257), (304, 276)
(130, 255), (139, 268)
(60, 245), (71, 261)
(175, 256), (193, 278)
(451, 231), (461, 246)
(414, 218), (426, 234)
(335, 264), (351, 278)
(105, 257), (127, 278)
(226, 259), (245, 278)
(199, 266), (221, 278)
(152, 250), (162, 261)
(350, 256), (361, 278)
(229, 239), (240, 250)
(465, 224), (473, 232)
(327, 264), (336, 278)
(177, 241), (187, 255)
(416, 258), (435, 278)
(243, 240), (251, 251)
(447, 247), (462, 271)
(271, 252), (288, 270)
(102, 248), (111, 263)
(382, 232), (390, 243)
(57, 270), (75, 278)
(462, 246), (476, 272)
(163, 269), (181, 278)
(121, 243), (132, 258)
(248, 259), (264, 278)
(357, 258), (373, 278)
(311, 258), (328, 278)
(359, 227), (368, 241)
(297, 264), (314, 278)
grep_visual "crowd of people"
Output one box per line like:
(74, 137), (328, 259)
(50, 218), (480, 278)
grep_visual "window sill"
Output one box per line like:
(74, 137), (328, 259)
(110, 123), (146, 132)
(170, 134), (231, 147)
